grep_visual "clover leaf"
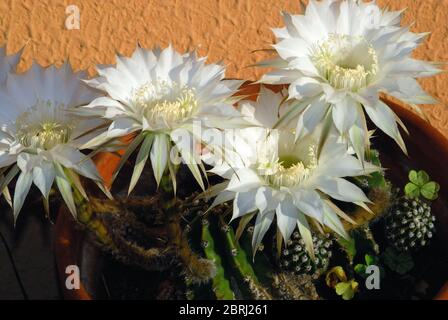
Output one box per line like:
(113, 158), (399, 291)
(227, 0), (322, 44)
(335, 280), (359, 300)
(326, 266), (359, 300)
(405, 170), (440, 200)
(355, 254), (386, 279)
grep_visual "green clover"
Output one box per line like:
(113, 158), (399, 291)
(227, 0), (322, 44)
(354, 254), (386, 279)
(404, 170), (440, 201)
(326, 266), (359, 300)
(335, 280), (359, 300)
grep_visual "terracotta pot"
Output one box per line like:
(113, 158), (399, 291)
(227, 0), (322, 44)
(54, 83), (448, 300)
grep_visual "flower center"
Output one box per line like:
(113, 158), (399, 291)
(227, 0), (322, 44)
(311, 34), (378, 92)
(263, 146), (318, 188)
(268, 162), (311, 188)
(15, 100), (74, 150)
(134, 81), (198, 129)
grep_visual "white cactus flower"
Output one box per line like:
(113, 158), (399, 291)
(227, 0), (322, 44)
(0, 63), (104, 221)
(207, 87), (380, 257)
(0, 46), (22, 206)
(77, 45), (248, 194)
(261, 0), (441, 162)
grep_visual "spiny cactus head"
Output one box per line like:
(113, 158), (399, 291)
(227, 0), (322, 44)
(386, 197), (436, 252)
(279, 232), (333, 277)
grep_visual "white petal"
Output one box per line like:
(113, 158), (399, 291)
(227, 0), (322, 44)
(289, 77), (322, 100)
(364, 100), (407, 153)
(129, 134), (154, 194)
(255, 186), (280, 214)
(17, 153), (36, 174)
(384, 59), (441, 78)
(296, 210), (315, 259)
(210, 190), (235, 209)
(289, 57), (320, 77)
(76, 96), (127, 118)
(274, 38), (310, 61)
(260, 69), (303, 85)
(295, 98), (329, 140)
(107, 118), (141, 138)
(227, 168), (263, 193)
(388, 77), (438, 105)
(276, 199), (298, 242)
(322, 201), (349, 239)
(232, 190), (257, 221)
(150, 134), (169, 186)
(13, 172), (33, 221)
(332, 97), (359, 134)
(251, 210), (275, 256)
(32, 161), (55, 199)
(0, 153), (16, 168)
(291, 188), (324, 222)
(52, 145), (101, 181)
(314, 176), (370, 203)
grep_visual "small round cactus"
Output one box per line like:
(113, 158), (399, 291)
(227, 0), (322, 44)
(279, 232), (333, 277)
(386, 197), (436, 252)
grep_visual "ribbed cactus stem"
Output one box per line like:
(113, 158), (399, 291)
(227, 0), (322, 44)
(201, 219), (235, 300)
(164, 200), (217, 284)
(73, 185), (115, 248)
(219, 217), (272, 300)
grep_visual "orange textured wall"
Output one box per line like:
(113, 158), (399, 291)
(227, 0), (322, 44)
(0, 0), (447, 137)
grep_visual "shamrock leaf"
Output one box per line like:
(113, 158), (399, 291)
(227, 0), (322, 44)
(355, 254), (385, 279)
(420, 182), (440, 201)
(405, 170), (440, 200)
(365, 254), (377, 266)
(335, 280), (359, 300)
(404, 182), (420, 198)
(409, 170), (429, 186)
(327, 266), (359, 300)
(354, 264), (367, 275)
(382, 247), (414, 275)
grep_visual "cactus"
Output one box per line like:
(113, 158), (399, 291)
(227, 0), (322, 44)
(219, 217), (272, 299)
(279, 232), (333, 277)
(385, 197), (436, 252)
(201, 219), (234, 299)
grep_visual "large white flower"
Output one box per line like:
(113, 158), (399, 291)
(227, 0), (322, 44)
(0, 47), (22, 205)
(77, 45), (247, 194)
(261, 0), (441, 161)
(207, 87), (379, 257)
(0, 63), (104, 221)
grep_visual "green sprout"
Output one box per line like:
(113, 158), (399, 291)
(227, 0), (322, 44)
(404, 170), (440, 201)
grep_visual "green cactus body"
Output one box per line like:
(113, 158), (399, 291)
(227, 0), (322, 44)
(386, 197), (436, 252)
(280, 232), (333, 277)
(201, 220), (235, 300)
(73, 188), (115, 248)
(220, 221), (272, 300)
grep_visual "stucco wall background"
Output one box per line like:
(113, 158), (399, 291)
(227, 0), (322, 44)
(0, 0), (447, 137)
